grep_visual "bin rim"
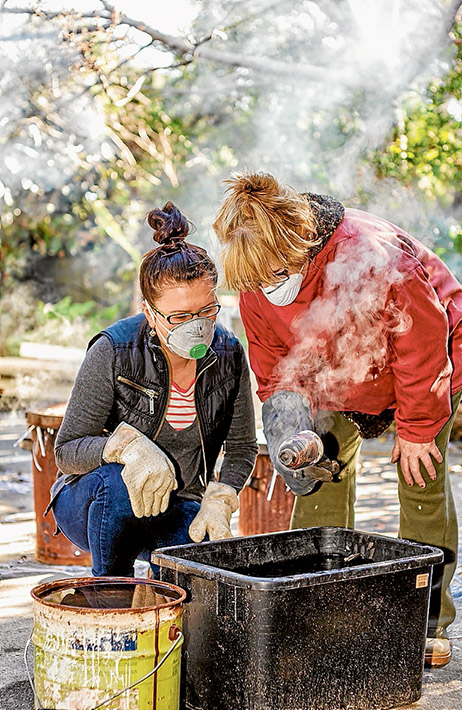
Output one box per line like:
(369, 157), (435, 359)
(152, 527), (444, 591)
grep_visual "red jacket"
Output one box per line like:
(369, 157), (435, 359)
(240, 208), (462, 443)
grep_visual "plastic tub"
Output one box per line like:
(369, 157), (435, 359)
(153, 527), (443, 710)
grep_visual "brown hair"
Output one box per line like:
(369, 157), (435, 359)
(212, 172), (319, 291)
(139, 202), (218, 303)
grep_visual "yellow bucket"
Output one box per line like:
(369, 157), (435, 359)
(30, 577), (186, 710)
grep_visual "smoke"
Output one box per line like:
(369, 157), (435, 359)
(276, 229), (413, 410)
(164, 0), (460, 259)
(239, 0), (454, 190)
(0, 0), (460, 351)
(0, 13), (107, 217)
(2, 0), (459, 245)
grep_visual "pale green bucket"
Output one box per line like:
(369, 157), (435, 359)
(30, 577), (186, 710)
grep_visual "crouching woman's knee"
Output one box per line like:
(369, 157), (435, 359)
(91, 462), (135, 518)
(53, 462), (133, 529)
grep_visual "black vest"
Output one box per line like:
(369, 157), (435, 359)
(89, 314), (244, 482)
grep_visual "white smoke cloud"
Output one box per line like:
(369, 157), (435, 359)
(0, 15), (106, 213)
(276, 228), (414, 409)
(165, 0), (460, 263)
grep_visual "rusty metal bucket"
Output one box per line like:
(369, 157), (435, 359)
(238, 445), (295, 536)
(29, 577), (186, 710)
(26, 405), (92, 566)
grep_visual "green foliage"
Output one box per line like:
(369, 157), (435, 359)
(373, 24), (462, 206)
(2, 295), (125, 357)
(0, 33), (199, 351)
(0, 36), (196, 298)
(90, 199), (142, 265)
(35, 296), (122, 338)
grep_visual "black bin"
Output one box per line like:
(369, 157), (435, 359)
(153, 527), (443, 710)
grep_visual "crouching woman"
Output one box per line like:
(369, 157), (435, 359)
(48, 202), (258, 577)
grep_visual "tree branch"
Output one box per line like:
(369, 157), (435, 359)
(2, 3), (326, 81)
(1, 5), (110, 20)
(104, 39), (154, 77)
(3, 0), (461, 84)
(107, 5), (327, 80)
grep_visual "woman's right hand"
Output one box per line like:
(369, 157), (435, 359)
(103, 422), (177, 517)
(391, 435), (442, 488)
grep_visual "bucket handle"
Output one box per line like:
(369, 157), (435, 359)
(24, 633), (43, 709)
(24, 626), (184, 710)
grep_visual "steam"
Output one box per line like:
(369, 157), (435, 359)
(166, 0), (460, 262)
(0, 0), (460, 344)
(0, 14), (107, 217)
(276, 230), (413, 410)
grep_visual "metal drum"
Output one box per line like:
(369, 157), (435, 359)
(238, 443), (295, 536)
(26, 404), (92, 566)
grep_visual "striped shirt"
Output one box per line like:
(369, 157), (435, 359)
(165, 380), (197, 430)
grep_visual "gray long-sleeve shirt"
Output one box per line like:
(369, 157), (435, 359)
(54, 336), (258, 500)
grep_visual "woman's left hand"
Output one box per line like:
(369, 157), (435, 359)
(189, 481), (239, 542)
(391, 435), (442, 488)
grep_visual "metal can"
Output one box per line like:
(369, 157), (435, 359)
(277, 430), (324, 469)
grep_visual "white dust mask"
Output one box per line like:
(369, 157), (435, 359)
(146, 302), (215, 359)
(261, 270), (303, 307)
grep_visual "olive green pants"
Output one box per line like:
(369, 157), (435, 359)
(291, 392), (461, 635)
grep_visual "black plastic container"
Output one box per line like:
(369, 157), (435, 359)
(153, 527), (443, 710)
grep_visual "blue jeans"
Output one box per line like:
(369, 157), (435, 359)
(52, 463), (200, 577)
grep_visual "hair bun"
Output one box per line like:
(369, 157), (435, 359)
(227, 172), (279, 200)
(146, 202), (189, 246)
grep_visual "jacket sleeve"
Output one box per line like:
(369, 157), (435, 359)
(389, 266), (453, 442)
(239, 294), (288, 401)
(218, 345), (258, 492)
(54, 337), (115, 474)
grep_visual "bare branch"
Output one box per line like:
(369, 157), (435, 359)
(104, 40), (154, 77)
(3, 0), (461, 85)
(122, 58), (194, 76)
(101, 5), (327, 79)
(4, 3), (326, 80)
(1, 6), (110, 20)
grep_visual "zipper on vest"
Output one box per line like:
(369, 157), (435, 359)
(195, 354), (217, 488)
(117, 376), (159, 414)
(149, 350), (216, 486)
(153, 355), (172, 439)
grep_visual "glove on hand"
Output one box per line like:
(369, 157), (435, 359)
(262, 390), (337, 496)
(103, 422), (177, 518)
(188, 481), (239, 543)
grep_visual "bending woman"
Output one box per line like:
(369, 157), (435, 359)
(213, 172), (462, 668)
(49, 202), (258, 577)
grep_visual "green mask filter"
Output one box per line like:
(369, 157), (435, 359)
(152, 312), (215, 360)
(189, 343), (209, 359)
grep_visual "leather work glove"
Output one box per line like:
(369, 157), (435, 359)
(131, 583), (170, 609)
(103, 422), (177, 518)
(188, 481), (239, 543)
(262, 390), (339, 496)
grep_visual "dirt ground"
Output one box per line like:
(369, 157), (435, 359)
(0, 410), (461, 709)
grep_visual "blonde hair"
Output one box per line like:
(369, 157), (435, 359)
(213, 172), (319, 291)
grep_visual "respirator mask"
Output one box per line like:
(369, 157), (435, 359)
(261, 269), (303, 307)
(145, 301), (215, 360)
